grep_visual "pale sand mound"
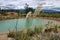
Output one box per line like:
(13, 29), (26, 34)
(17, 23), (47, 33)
(0, 32), (15, 40)
(0, 33), (7, 40)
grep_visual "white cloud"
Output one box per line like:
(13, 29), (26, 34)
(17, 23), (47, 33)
(0, 0), (60, 9)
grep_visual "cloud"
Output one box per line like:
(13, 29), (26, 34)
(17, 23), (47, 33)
(0, 0), (60, 9)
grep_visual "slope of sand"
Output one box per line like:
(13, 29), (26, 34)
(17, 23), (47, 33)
(0, 33), (7, 40)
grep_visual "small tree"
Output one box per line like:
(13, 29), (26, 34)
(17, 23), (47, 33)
(24, 3), (34, 14)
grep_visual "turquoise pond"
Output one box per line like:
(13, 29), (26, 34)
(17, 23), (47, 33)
(0, 18), (60, 32)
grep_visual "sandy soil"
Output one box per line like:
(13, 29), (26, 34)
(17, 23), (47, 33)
(0, 33), (7, 40)
(39, 17), (60, 21)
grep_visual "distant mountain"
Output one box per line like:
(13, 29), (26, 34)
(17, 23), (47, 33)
(52, 7), (60, 10)
(19, 9), (25, 12)
(0, 4), (60, 12)
(41, 9), (58, 12)
(0, 7), (60, 12)
(52, 7), (60, 12)
(19, 8), (60, 13)
(19, 9), (60, 13)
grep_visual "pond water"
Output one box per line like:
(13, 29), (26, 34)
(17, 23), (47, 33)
(0, 18), (60, 32)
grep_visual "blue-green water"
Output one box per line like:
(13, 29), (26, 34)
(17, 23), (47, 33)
(0, 18), (60, 32)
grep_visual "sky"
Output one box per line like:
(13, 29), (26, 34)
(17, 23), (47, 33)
(0, 0), (60, 10)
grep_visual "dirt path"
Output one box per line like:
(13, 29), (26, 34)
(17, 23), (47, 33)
(0, 32), (15, 40)
(0, 33), (7, 40)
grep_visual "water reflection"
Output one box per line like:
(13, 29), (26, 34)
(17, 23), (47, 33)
(25, 18), (33, 28)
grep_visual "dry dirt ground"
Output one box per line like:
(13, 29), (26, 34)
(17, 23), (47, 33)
(0, 33), (7, 40)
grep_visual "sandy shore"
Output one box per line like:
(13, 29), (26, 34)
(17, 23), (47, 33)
(38, 17), (60, 21)
(0, 17), (60, 21)
(0, 33), (8, 40)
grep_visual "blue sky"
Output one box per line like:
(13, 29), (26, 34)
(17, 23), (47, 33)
(0, 0), (60, 10)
